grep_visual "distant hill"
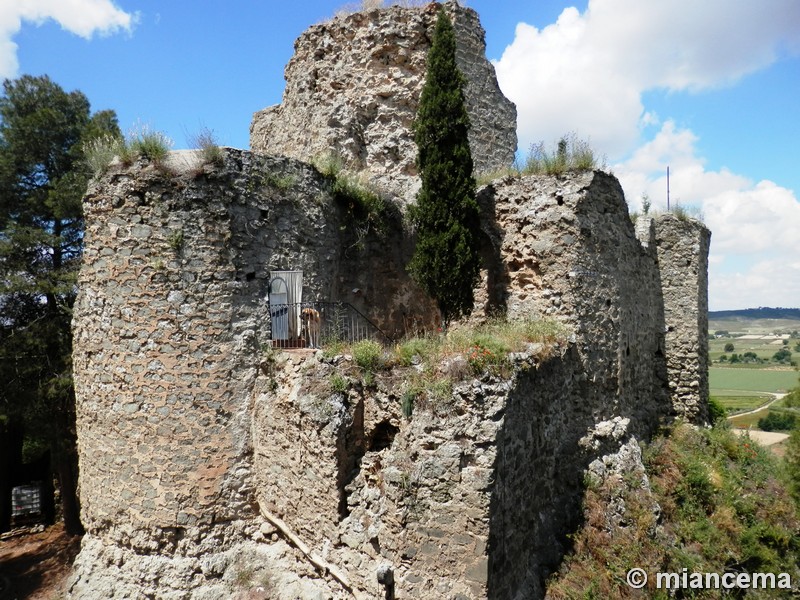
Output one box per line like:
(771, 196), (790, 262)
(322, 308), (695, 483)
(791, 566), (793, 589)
(710, 307), (800, 320)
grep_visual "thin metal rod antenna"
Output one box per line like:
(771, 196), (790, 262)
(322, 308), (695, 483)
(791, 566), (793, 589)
(667, 166), (670, 211)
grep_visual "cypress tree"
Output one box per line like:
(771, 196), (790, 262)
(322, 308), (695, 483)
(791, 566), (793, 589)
(409, 6), (481, 327)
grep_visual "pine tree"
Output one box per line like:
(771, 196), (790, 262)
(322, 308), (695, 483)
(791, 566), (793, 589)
(408, 6), (481, 327)
(0, 75), (120, 534)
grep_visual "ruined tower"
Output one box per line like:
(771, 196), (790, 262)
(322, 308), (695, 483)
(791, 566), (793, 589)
(68, 3), (709, 598)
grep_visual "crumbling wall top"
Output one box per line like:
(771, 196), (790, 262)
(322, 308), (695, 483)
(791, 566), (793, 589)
(250, 0), (517, 202)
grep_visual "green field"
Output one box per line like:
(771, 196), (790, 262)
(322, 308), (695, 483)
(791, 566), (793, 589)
(708, 337), (795, 362)
(707, 312), (799, 429)
(710, 367), (799, 393)
(728, 407), (771, 429)
(711, 395), (772, 413)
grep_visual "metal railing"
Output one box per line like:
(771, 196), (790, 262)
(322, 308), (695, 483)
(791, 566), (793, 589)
(268, 301), (390, 348)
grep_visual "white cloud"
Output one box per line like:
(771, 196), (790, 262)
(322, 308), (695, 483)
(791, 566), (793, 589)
(614, 121), (800, 311)
(494, 0), (800, 157)
(614, 121), (752, 211)
(710, 259), (800, 311)
(0, 0), (135, 79)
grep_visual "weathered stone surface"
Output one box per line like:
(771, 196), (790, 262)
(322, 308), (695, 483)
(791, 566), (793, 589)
(69, 3), (709, 596)
(68, 150), (432, 598)
(250, 1), (517, 202)
(475, 173), (710, 423)
(70, 155), (709, 598)
(647, 214), (711, 421)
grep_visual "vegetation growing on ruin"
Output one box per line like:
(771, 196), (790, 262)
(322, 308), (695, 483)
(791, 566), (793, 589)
(325, 318), (571, 413)
(263, 170), (296, 191)
(409, 7), (482, 326)
(352, 339), (383, 387)
(187, 126), (223, 166)
(329, 0), (430, 21)
(475, 133), (605, 186)
(547, 422), (800, 598)
(122, 124), (172, 166)
(630, 202), (706, 226)
(523, 132), (606, 176)
(671, 203), (705, 223)
(84, 123), (173, 174)
(312, 151), (388, 232)
(167, 228), (184, 252)
(84, 133), (123, 176)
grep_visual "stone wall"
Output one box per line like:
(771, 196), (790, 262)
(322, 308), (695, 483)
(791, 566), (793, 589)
(69, 149), (434, 598)
(250, 341), (665, 598)
(644, 214), (711, 421)
(250, 0), (517, 203)
(70, 151), (709, 598)
(251, 348), (515, 598)
(71, 148), (435, 531)
(475, 172), (670, 432)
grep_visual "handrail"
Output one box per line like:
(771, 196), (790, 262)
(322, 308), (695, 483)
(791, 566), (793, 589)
(268, 301), (391, 348)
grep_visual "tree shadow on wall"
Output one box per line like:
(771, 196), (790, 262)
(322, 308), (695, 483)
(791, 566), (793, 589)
(476, 184), (511, 317)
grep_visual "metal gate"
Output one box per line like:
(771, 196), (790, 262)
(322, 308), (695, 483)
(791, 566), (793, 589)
(268, 271), (303, 346)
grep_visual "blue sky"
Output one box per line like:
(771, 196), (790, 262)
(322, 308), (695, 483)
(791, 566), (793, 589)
(2, 0), (799, 311)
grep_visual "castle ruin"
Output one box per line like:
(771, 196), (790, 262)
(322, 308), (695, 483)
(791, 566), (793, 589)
(68, 2), (710, 598)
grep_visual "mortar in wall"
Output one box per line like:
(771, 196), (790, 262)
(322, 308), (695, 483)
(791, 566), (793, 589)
(69, 150), (709, 598)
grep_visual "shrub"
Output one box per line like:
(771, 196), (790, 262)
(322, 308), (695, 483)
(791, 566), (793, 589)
(188, 126), (223, 166)
(522, 132), (604, 176)
(742, 351), (760, 363)
(724, 342), (735, 352)
(330, 372), (349, 394)
(84, 133), (123, 176)
(773, 348), (792, 363)
(758, 411), (796, 432)
(465, 334), (509, 375)
(312, 151), (344, 179)
(641, 193), (651, 215)
(395, 336), (437, 367)
(549, 422), (800, 596)
(784, 383), (800, 408)
(313, 152), (386, 227)
(785, 428), (800, 501)
(708, 397), (726, 423)
(353, 339), (383, 375)
(331, 171), (386, 223)
(128, 125), (172, 164)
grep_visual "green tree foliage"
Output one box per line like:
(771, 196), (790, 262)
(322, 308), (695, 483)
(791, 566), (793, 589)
(408, 7), (481, 327)
(707, 397), (726, 423)
(773, 348), (792, 363)
(0, 75), (120, 534)
(757, 411), (796, 432)
(724, 342), (734, 352)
